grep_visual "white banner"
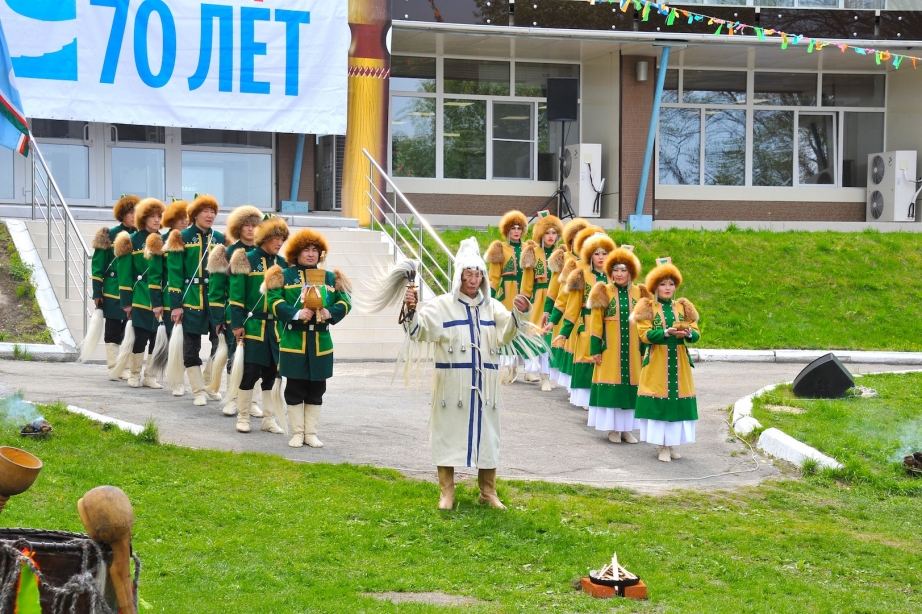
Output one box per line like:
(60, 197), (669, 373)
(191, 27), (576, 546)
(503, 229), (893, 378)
(0, 0), (348, 134)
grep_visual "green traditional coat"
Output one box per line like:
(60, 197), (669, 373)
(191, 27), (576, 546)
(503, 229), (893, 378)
(268, 265), (351, 381)
(208, 240), (250, 330)
(117, 230), (164, 333)
(166, 225), (226, 336)
(92, 223), (134, 319)
(229, 247), (287, 367)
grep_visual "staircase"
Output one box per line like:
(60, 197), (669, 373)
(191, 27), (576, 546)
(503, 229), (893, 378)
(25, 222), (408, 361)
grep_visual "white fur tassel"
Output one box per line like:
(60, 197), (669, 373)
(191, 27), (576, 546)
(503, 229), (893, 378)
(147, 319), (169, 378)
(112, 321), (135, 375)
(269, 377), (288, 436)
(222, 342), (245, 409)
(205, 335), (228, 395)
(202, 353), (214, 386)
(78, 309), (105, 362)
(166, 322), (185, 389)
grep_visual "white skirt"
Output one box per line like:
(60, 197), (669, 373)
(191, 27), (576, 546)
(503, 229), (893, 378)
(557, 372), (572, 390)
(636, 419), (696, 446)
(500, 354), (524, 367)
(588, 407), (635, 432)
(549, 367), (560, 382)
(524, 353), (550, 375)
(569, 387), (591, 408)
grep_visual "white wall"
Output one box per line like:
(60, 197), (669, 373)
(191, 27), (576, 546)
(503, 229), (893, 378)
(581, 53), (621, 219)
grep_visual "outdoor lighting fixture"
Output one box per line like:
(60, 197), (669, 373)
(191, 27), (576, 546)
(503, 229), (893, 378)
(636, 61), (649, 82)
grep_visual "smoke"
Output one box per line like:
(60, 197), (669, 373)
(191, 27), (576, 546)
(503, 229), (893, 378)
(0, 394), (43, 424)
(890, 419), (922, 462)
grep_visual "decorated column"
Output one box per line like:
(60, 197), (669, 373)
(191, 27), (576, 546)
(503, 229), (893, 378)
(342, 0), (392, 227)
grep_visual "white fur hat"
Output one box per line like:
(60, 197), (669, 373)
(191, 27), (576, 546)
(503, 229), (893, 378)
(452, 237), (489, 298)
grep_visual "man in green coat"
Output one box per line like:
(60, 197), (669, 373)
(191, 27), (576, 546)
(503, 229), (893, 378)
(91, 195), (137, 380)
(207, 205), (263, 417)
(166, 195), (226, 406)
(115, 198), (165, 388)
(228, 215), (289, 434)
(267, 229), (352, 448)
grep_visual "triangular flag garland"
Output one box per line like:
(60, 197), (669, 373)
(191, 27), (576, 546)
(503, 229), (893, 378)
(584, 0), (922, 70)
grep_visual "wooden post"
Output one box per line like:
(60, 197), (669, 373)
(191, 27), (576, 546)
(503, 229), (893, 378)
(342, 0), (392, 227)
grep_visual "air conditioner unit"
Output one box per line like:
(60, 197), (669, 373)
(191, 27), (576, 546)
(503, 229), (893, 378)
(319, 135), (345, 211)
(866, 151), (918, 222)
(561, 143), (604, 219)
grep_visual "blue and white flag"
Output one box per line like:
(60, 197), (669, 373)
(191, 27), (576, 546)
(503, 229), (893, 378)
(0, 17), (29, 156)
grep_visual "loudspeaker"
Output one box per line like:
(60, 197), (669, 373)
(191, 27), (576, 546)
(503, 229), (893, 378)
(546, 78), (578, 122)
(792, 353), (855, 399)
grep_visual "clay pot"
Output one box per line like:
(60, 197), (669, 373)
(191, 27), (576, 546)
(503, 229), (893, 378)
(0, 446), (42, 514)
(78, 486), (137, 614)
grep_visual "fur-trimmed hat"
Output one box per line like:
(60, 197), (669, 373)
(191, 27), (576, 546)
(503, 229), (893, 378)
(225, 206), (262, 242)
(573, 225), (603, 259)
(532, 214), (563, 244)
(562, 218), (589, 250)
(162, 200), (189, 230)
(255, 215), (289, 247)
(284, 228), (329, 266)
(604, 247), (642, 281)
(113, 195), (140, 222)
(579, 232), (616, 264)
(187, 194), (219, 222)
(134, 198), (165, 229)
(499, 210), (527, 238)
(452, 237), (490, 298)
(645, 261), (683, 293)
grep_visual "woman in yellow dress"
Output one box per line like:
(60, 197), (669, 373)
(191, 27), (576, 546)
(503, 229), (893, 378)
(632, 259), (700, 462)
(523, 213), (563, 391)
(586, 246), (646, 444)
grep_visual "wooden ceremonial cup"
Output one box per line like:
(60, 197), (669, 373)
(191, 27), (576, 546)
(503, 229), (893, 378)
(0, 446), (42, 514)
(78, 486), (137, 614)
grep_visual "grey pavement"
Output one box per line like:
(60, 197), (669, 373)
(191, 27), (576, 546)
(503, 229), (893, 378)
(1, 360), (912, 494)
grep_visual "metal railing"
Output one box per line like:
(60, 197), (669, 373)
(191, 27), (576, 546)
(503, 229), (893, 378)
(29, 136), (92, 336)
(362, 148), (455, 295)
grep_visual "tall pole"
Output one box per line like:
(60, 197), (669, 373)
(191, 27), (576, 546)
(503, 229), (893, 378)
(342, 0), (392, 227)
(630, 46), (671, 232)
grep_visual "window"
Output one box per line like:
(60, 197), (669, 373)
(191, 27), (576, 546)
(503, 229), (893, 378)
(841, 112), (884, 188)
(754, 73), (817, 106)
(181, 129), (271, 149)
(704, 110), (745, 186)
(515, 63), (579, 97)
(444, 59), (510, 96)
(391, 56), (436, 93)
(798, 114), (836, 185)
(444, 99), (486, 179)
(181, 128), (273, 207)
(493, 102), (534, 180)
(111, 149), (165, 199)
(753, 111), (794, 187)
(659, 108), (700, 185)
(391, 96), (436, 178)
(682, 70), (746, 104)
(32, 120), (90, 200)
(821, 74), (885, 108)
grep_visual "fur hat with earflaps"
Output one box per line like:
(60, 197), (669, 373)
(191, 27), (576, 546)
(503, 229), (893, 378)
(498, 210), (527, 239)
(255, 215), (290, 247)
(579, 232), (617, 269)
(531, 213), (564, 245)
(162, 200), (189, 230)
(113, 195), (140, 223)
(284, 228), (330, 266)
(604, 247), (642, 282)
(573, 225), (604, 260)
(225, 206), (262, 242)
(562, 218), (589, 251)
(187, 194), (219, 223)
(644, 258), (683, 294)
(134, 198), (165, 230)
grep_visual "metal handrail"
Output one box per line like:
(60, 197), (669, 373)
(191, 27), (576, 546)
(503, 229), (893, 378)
(29, 136), (92, 336)
(362, 148), (454, 295)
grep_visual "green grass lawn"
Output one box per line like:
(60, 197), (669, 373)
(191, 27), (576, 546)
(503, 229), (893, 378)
(751, 371), (922, 496)
(3, 398), (922, 613)
(407, 226), (922, 352)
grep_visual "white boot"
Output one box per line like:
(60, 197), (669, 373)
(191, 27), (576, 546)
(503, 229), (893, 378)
(260, 386), (284, 434)
(287, 403), (305, 447)
(127, 353), (144, 388)
(658, 446), (672, 462)
(669, 446), (681, 459)
(540, 373), (552, 392)
(222, 391), (237, 417)
(608, 431), (621, 444)
(172, 383), (186, 397)
(236, 388), (253, 433)
(186, 366), (208, 406)
(141, 354), (162, 389)
(622, 431), (639, 444)
(524, 372), (540, 383)
(106, 343), (121, 381)
(249, 389), (263, 418)
(303, 404), (324, 448)
(202, 355), (213, 386)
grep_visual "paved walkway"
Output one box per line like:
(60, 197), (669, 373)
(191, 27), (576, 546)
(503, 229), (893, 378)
(2, 360), (913, 494)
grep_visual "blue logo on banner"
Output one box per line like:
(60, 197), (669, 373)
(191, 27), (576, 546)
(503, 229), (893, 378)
(6, 0), (78, 81)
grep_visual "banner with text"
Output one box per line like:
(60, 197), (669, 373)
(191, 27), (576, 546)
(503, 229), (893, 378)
(0, 0), (348, 134)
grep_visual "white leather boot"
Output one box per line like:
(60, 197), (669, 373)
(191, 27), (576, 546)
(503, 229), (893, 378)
(669, 446), (682, 459)
(260, 386), (284, 434)
(186, 366), (208, 406)
(235, 389), (254, 433)
(172, 383), (186, 397)
(540, 373), (552, 392)
(141, 354), (162, 389)
(106, 343), (121, 381)
(658, 446), (672, 462)
(249, 388), (263, 417)
(287, 403), (305, 447)
(127, 353), (144, 388)
(303, 404), (324, 448)
(622, 431), (639, 444)
(222, 391), (237, 417)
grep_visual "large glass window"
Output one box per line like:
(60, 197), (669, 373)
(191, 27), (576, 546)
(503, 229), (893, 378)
(754, 73), (817, 106)
(181, 151), (271, 207)
(182, 129), (271, 149)
(753, 111), (794, 187)
(662, 69), (679, 103)
(659, 108), (701, 185)
(841, 112), (884, 188)
(31, 120), (86, 140)
(705, 109), (746, 186)
(40, 144), (90, 199)
(444, 59), (510, 96)
(111, 149), (165, 199)
(821, 74), (885, 108)
(515, 63), (580, 97)
(0, 149), (13, 200)
(683, 70), (746, 105)
(493, 102), (534, 180)
(444, 99), (486, 179)
(391, 56), (436, 93)
(798, 114), (836, 185)
(391, 96), (436, 178)
(112, 124), (165, 144)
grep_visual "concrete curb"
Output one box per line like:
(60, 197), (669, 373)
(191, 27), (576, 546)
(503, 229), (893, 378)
(690, 349), (922, 365)
(3, 219), (78, 360)
(65, 404), (144, 435)
(731, 369), (922, 470)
